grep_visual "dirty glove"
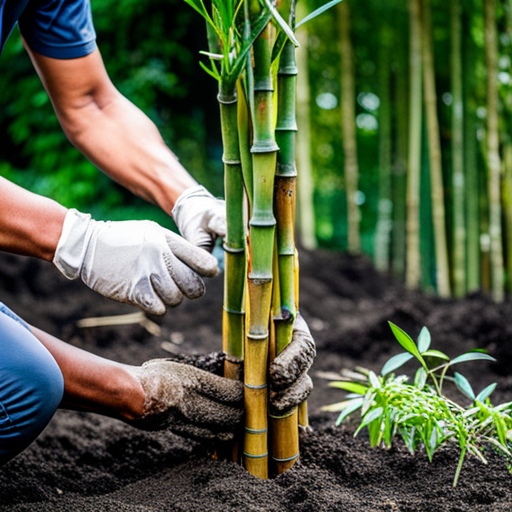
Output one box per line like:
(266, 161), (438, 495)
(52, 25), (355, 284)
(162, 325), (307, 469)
(53, 208), (218, 315)
(127, 359), (244, 441)
(172, 185), (226, 252)
(269, 313), (316, 415)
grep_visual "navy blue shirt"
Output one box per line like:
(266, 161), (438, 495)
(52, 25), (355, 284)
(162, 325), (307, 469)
(0, 0), (96, 59)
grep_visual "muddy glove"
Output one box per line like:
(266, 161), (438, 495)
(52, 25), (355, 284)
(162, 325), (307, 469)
(53, 208), (218, 315)
(127, 359), (244, 441)
(172, 185), (226, 252)
(269, 313), (316, 415)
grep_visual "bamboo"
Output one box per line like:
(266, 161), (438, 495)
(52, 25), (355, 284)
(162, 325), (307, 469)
(337, 1), (361, 253)
(392, 26), (408, 279)
(406, 0), (422, 290)
(374, 23), (393, 273)
(484, 0), (504, 302)
(420, 0), (451, 297)
(243, 1), (278, 475)
(450, 0), (466, 298)
(296, 2), (316, 251)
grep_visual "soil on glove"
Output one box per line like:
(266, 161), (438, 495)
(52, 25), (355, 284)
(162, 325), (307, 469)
(1, 249), (512, 511)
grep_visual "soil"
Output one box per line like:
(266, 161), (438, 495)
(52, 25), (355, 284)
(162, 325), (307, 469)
(2, 249), (512, 511)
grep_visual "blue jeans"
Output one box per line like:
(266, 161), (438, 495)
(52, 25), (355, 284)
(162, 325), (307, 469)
(0, 303), (64, 465)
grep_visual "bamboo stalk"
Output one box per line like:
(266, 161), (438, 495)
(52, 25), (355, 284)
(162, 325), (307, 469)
(484, 0), (504, 302)
(450, 0), (466, 298)
(406, 0), (422, 290)
(337, 1), (361, 254)
(243, 5), (278, 476)
(420, 0), (451, 298)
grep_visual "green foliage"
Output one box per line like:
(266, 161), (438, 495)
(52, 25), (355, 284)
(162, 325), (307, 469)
(324, 323), (512, 487)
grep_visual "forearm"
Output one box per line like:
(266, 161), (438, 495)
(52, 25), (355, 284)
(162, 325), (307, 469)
(61, 92), (197, 215)
(0, 177), (67, 260)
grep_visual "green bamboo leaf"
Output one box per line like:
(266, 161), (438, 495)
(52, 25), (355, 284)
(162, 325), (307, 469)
(451, 352), (496, 365)
(417, 326), (431, 353)
(296, 0), (344, 29)
(493, 412), (508, 446)
(381, 352), (414, 376)
(262, 0), (300, 47)
(199, 61), (221, 81)
(361, 390), (376, 416)
(421, 349), (450, 360)
(321, 399), (354, 413)
(475, 383), (497, 403)
(454, 372), (475, 400)
(414, 367), (427, 390)
(199, 50), (223, 60)
(328, 381), (368, 395)
(388, 322), (423, 361)
(335, 397), (364, 425)
(360, 407), (384, 429)
(369, 371), (381, 389)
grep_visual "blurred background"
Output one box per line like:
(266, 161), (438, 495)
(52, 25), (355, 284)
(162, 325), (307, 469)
(1, 0), (511, 299)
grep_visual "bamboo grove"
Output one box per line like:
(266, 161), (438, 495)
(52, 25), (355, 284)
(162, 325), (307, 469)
(182, 0), (339, 478)
(293, 0), (512, 302)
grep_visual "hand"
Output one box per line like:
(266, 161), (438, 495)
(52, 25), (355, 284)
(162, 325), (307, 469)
(269, 313), (316, 415)
(53, 209), (219, 315)
(172, 185), (226, 252)
(127, 358), (244, 441)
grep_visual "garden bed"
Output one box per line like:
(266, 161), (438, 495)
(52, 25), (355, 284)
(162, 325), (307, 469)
(1, 249), (512, 511)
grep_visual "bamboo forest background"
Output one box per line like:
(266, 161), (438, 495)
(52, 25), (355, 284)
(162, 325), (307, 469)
(1, 0), (512, 299)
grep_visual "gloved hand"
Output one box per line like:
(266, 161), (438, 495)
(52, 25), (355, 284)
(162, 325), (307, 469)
(127, 358), (244, 441)
(53, 209), (219, 315)
(172, 185), (226, 252)
(269, 313), (316, 415)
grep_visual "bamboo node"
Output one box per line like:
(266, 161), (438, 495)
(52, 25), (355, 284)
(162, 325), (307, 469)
(271, 454), (299, 463)
(246, 332), (268, 341)
(269, 407), (297, 420)
(245, 427), (268, 434)
(251, 140), (279, 153)
(222, 243), (245, 254)
(222, 156), (242, 165)
(243, 452), (268, 459)
(223, 306), (245, 315)
(217, 93), (237, 105)
(245, 383), (267, 390)
(277, 65), (298, 76)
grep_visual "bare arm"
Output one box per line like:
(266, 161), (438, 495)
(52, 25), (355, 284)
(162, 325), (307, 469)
(0, 177), (66, 260)
(24, 45), (197, 216)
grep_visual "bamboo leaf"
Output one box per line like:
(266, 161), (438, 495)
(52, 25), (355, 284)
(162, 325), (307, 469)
(454, 372), (475, 400)
(295, 0), (344, 29)
(336, 397), (364, 425)
(414, 367), (427, 390)
(381, 352), (414, 376)
(369, 371), (381, 389)
(199, 60), (221, 81)
(262, 0), (300, 47)
(475, 383), (497, 403)
(328, 381), (368, 395)
(199, 50), (223, 60)
(321, 399), (354, 412)
(421, 349), (450, 360)
(417, 326), (431, 353)
(388, 322), (423, 362)
(360, 407), (384, 428)
(450, 352), (496, 365)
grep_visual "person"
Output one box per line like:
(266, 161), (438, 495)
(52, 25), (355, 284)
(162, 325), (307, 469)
(0, 0), (315, 465)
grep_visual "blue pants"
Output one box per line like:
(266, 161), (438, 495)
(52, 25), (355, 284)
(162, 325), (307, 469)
(0, 303), (64, 465)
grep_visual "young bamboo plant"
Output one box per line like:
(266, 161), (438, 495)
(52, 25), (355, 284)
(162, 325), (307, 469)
(323, 323), (512, 487)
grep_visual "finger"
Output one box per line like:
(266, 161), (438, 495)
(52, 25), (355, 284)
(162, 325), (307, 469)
(181, 391), (244, 429)
(160, 352), (226, 376)
(161, 248), (206, 300)
(270, 374), (313, 415)
(196, 371), (245, 405)
(269, 328), (316, 391)
(150, 271), (184, 308)
(165, 230), (219, 278)
(129, 280), (167, 316)
(207, 204), (227, 239)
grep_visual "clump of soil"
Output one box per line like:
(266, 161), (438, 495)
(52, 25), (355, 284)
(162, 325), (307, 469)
(1, 249), (512, 511)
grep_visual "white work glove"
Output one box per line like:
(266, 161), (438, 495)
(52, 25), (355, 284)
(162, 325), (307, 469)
(53, 209), (219, 315)
(172, 185), (226, 252)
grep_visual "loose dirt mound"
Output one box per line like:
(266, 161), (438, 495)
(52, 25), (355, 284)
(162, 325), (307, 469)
(1, 250), (512, 511)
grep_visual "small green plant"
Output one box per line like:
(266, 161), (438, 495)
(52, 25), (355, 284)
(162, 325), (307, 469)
(323, 322), (512, 486)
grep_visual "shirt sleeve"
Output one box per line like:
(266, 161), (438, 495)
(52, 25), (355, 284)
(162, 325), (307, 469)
(18, 0), (96, 59)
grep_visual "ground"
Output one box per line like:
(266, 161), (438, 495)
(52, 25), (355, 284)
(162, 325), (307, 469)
(1, 249), (512, 511)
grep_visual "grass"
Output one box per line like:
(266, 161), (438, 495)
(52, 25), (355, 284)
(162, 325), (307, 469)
(323, 322), (512, 486)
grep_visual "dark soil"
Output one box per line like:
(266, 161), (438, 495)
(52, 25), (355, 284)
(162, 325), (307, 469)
(2, 249), (512, 511)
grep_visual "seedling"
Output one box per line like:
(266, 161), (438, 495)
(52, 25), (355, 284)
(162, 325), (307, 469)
(323, 322), (512, 486)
